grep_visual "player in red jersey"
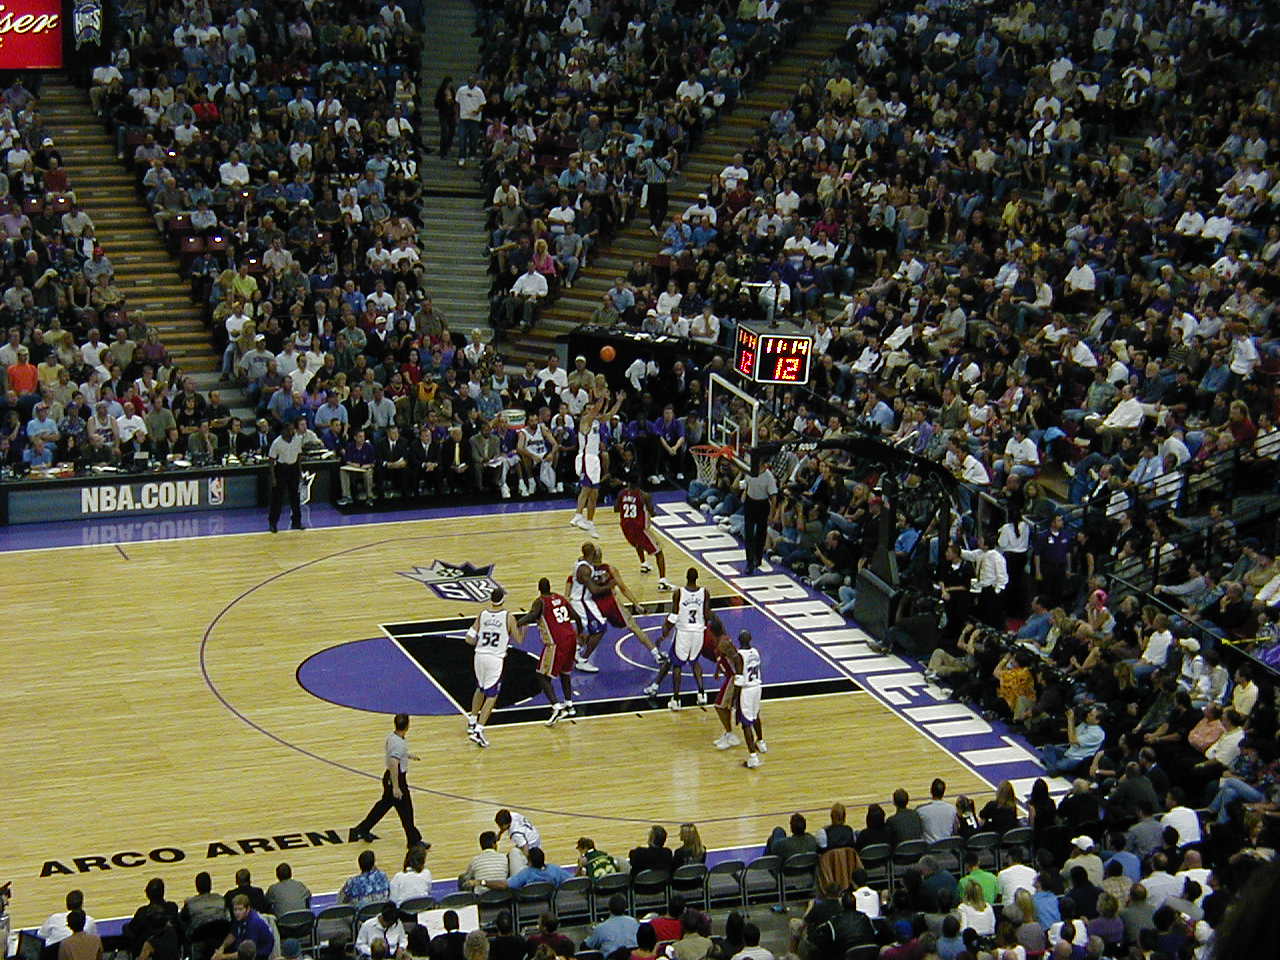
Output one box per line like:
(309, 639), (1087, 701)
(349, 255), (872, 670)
(711, 627), (742, 749)
(517, 577), (583, 725)
(588, 545), (663, 658)
(565, 544), (664, 669)
(615, 476), (674, 591)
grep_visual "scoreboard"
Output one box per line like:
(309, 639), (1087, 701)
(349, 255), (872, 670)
(732, 325), (813, 385)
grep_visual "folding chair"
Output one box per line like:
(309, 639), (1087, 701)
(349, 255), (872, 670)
(275, 910), (316, 948)
(439, 892), (478, 909)
(706, 859), (746, 907)
(314, 905), (356, 943)
(927, 836), (965, 874)
(965, 832), (1001, 870)
(1001, 826), (1034, 863)
(891, 839), (927, 881)
(355, 902), (390, 926)
(670, 864), (708, 910)
(781, 852), (819, 903)
(857, 844), (891, 889)
(552, 876), (592, 925)
(630, 869), (670, 916)
(398, 897), (435, 931)
(514, 882), (555, 926)
(742, 855), (782, 907)
(477, 887), (514, 929)
(590, 873), (630, 921)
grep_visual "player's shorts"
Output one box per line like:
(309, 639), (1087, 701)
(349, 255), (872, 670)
(621, 523), (659, 555)
(577, 452), (601, 487)
(674, 626), (704, 664)
(715, 675), (736, 709)
(538, 639), (575, 678)
(474, 653), (505, 695)
(596, 592), (627, 628)
(570, 596), (607, 636)
(737, 685), (762, 724)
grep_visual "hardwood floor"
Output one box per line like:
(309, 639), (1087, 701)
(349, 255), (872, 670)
(1, 508), (992, 926)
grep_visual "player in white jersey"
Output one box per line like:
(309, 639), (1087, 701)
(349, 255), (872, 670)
(568, 542), (608, 671)
(516, 408), (558, 495)
(569, 394), (621, 537)
(464, 586), (518, 748)
(656, 567), (709, 710)
(728, 630), (766, 768)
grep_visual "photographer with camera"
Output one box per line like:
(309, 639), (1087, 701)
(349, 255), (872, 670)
(1038, 705), (1106, 777)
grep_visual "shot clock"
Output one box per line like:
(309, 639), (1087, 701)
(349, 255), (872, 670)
(733, 325), (813, 385)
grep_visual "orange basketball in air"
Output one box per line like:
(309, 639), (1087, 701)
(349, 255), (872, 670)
(600, 345), (617, 362)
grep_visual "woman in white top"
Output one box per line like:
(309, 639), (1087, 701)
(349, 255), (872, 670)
(655, 280), (682, 319)
(390, 844), (433, 905)
(957, 878), (996, 936)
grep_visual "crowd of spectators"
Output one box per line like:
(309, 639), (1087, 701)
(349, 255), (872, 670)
(0, 73), (198, 470)
(11, 0), (827, 497)
(91, 0), (426, 350)
(759, 780), (1280, 960)
(468, 0), (813, 334)
(639, 0), (1280, 764)
(17, 787), (1280, 960)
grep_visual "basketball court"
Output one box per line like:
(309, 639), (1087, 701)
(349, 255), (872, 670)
(1, 493), (999, 928)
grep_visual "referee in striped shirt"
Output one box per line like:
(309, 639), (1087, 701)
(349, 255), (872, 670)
(741, 460), (778, 574)
(638, 146), (676, 236)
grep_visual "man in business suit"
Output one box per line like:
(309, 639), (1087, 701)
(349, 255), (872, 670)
(440, 425), (472, 493)
(187, 419), (220, 459)
(376, 424), (413, 499)
(663, 360), (691, 414)
(251, 417), (274, 456)
(227, 417), (255, 456)
(408, 424), (442, 496)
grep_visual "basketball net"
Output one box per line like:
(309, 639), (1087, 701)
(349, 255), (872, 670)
(690, 444), (733, 485)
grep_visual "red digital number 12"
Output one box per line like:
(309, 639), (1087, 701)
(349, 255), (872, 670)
(774, 357), (801, 380)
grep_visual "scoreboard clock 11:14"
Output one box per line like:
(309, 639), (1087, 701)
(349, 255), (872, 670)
(733, 325), (813, 384)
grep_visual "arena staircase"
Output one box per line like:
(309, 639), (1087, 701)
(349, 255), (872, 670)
(415, 0), (492, 339)
(38, 75), (217, 373)
(504, 0), (867, 367)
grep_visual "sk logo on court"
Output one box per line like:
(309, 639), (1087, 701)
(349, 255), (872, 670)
(397, 560), (502, 602)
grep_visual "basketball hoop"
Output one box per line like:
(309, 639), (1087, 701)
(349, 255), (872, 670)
(691, 444), (734, 485)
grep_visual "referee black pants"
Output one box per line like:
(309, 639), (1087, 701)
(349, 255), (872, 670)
(744, 498), (770, 573)
(647, 181), (669, 230)
(355, 769), (422, 846)
(269, 463), (302, 530)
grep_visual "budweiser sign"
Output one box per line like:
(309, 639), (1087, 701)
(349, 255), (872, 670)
(0, 0), (64, 69)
